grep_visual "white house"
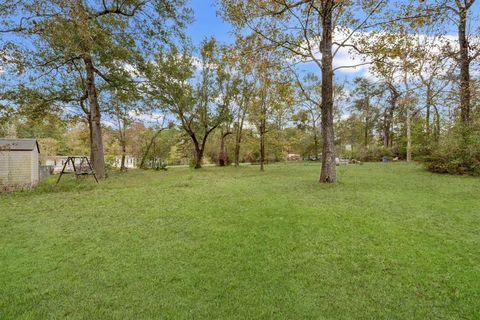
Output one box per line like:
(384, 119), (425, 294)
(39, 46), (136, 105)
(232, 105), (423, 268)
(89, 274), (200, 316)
(0, 138), (40, 190)
(45, 156), (71, 173)
(113, 155), (137, 169)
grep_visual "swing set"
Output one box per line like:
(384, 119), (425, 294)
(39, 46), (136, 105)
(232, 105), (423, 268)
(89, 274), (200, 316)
(56, 156), (99, 184)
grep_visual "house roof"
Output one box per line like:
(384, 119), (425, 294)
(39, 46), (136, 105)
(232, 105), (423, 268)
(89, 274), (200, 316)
(0, 138), (40, 153)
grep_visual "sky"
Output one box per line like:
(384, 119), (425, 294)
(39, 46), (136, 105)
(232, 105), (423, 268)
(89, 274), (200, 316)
(187, 0), (234, 45)
(184, 0), (383, 84)
(185, 0), (480, 85)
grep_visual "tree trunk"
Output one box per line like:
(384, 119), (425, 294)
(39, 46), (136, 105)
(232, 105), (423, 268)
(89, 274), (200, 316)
(259, 119), (265, 172)
(364, 116), (368, 149)
(120, 143), (126, 172)
(364, 98), (369, 149)
(458, 8), (471, 125)
(193, 142), (204, 169)
(406, 105), (412, 162)
(389, 104), (395, 148)
(219, 131), (231, 166)
(234, 138), (241, 167)
(87, 114), (94, 163)
(383, 107), (391, 148)
(139, 128), (163, 168)
(384, 86), (399, 149)
(83, 54), (106, 179)
(433, 105), (441, 143)
(319, 1), (336, 183)
(313, 130), (319, 158)
(309, 110), (320, 158)
(234, 108), (246, 167)
(425, 85), (432, 137)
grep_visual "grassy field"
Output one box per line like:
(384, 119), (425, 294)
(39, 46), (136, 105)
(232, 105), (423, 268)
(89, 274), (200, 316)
(1, 163), (479, 319)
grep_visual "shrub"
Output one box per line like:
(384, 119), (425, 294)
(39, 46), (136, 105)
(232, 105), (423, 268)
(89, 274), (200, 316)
(353, 146), (392, 162)
(424, 125), (480, 176)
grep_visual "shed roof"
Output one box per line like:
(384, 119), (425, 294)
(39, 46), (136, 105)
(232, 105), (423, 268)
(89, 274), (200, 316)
(0, 138), (40, 152)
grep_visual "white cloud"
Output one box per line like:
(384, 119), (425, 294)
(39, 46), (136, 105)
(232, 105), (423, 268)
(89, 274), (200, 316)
(292, 27), (473, 84)
(128, 111), (164, 124)
(102, 120), (115, 128)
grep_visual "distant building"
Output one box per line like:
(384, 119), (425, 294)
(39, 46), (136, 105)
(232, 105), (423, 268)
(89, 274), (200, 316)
(45, 156), (71, 173)
(0, 138), (40, 191)
(113, 155), (137, 169)
(286, 153), (301, 161)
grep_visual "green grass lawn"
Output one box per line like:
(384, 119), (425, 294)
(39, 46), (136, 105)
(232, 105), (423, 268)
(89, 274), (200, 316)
(1, 163), (479, 319)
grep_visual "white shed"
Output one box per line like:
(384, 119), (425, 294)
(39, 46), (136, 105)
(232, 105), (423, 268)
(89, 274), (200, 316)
(0, 138), (40, 191)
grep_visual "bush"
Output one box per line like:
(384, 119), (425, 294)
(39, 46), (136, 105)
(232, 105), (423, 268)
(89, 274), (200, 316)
(353, 146), (392, 162)
(424, 125), (480, 176)
(425, 150), (480, 176)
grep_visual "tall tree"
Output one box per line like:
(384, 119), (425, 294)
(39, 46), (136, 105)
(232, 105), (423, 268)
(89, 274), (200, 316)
(293, 73), (322, 159)
(351, 77), (382, 150)
(1, 0), (191, 179)
(441, 0), (478, 124)
(219, 0), (394, 182)
(143, 39), (232, 169)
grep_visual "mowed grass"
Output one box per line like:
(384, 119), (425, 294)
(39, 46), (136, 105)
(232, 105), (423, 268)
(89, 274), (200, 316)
(1, 163), (479, 319)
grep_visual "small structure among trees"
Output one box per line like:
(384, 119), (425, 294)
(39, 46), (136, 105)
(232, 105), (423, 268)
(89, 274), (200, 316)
(0, 138), (40, 191)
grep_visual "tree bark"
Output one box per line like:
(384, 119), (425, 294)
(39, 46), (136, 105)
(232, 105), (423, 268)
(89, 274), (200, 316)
(364, 98), (369, 149)
(433, 105), (441, 143)
(403, 71), (412, 162)
(139, 128), (163, 168)
(458, 8), (471, 125)
(219, 131), (232, 166)
(313, 130), (319, 158)
(319, 1), (336, 183)
(193, 141), (204, 169)
(425, 85), (432, 137)
(383, 107), (391, 148)
(87, 114), (94, 163)
(406, 105), (412, 162)
(384, 85), (399, 149)
(83, 54), (106, 179)
(234, 108), (246, 167)
(259, 117), (266, 172)
(120, 144), (126, 172)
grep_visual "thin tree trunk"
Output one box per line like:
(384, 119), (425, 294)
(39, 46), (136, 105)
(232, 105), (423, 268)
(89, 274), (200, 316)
(403, 71), (412, 163)
(309, 110), (320, 158)
(139, 129), (163, 168)
(234, 108), (246, 167)
(364, 116), (368, 149)
(120, 143), (126, 172)
(383, 107), (390, 148)
(425, 85), (432, 137)
(384, 85), (399, 149)
(260, 120), (265, 172)
(313, 131), (319, 158)
(83, 54), (106, 179)
(406, 106), (412, 162)
(234, 138), (241, 167)
(364, 98), (369, 149)
(433, 105), (441, 143)
(458, 8), (471, 125)
(319, 1), (336, 183)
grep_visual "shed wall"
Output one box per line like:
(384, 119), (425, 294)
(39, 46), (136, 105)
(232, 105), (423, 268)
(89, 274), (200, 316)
(0, 151), (37, 188)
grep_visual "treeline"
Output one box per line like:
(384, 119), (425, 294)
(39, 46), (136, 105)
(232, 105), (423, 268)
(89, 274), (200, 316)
(1, 0), (479, 182)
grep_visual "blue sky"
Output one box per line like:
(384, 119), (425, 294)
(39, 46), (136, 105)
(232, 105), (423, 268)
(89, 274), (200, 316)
(187, 0), (234, 45)
(184, 0), (480, 85)
(184, 0), (374, 83)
